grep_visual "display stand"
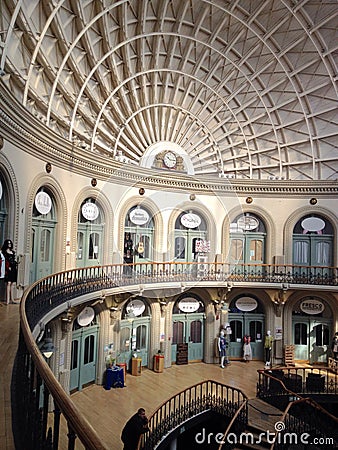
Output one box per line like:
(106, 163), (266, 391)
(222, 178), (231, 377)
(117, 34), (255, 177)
(131, 357), (142, 376)
(153, 354), (164, 373)
(116, 363), (127, 381)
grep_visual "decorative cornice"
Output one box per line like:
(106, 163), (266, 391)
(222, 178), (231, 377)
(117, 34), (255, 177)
(1, 83), (337, 196)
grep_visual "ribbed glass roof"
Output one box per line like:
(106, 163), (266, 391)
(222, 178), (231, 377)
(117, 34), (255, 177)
(1, 0), (337, 180)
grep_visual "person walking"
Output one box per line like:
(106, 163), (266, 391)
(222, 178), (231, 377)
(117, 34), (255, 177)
(1, 239), (18, 304)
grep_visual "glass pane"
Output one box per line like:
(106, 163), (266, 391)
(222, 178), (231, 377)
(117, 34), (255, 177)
(315, 324), (322, 346)
(172, 322), (184, 344)
(230, 239), (243, 261)
(294, 241), (309, 264)
(316, 242), (330, 265)
(249, 321), (262, 342)
(295, 323), (307, 345)
(190, 320), (202, 343)
(120, 328), (131, 352)
(136, 325), (147, 349)
(71, 340), (78, 370)
(230, 320), (242, 342)
(175, 237), (186, 259)
(77, 232), (84, 260)
(31, 228), (35, 263)
(40, 229), (50, 262)
(84, 335), (95, 364)
(250, 240), (262, 261)
(89, 233), (99, 259)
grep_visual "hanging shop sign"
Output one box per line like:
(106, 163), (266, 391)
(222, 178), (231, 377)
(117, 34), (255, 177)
(35, 191), (52, 215)
(301, 217), (325, 233)
(237, 215), (259, 231)
(126, 299), (146, 317)
(235, 297), (258, 312)
(181, 213), (201, 229)
(130, 208), (149, 225)
(82, 202), (99, 221)
(178, 297), (200, 313)
(77, 306), (95, 326)
(300, 299), (324, 315)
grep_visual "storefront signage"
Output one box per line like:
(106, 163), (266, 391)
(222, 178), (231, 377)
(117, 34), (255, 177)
(237, 215), (259, 231)
(181, 213), (201, 229)
(235, 297), (258, 312)
(195, 239), (210, 253)
(35, 191), (52, 215)
(82, 202), (99, 221)
(77, 306), (95, 326)
(178, 297), (200, 312)
(300, 299), (324, 315)
(130, 208), (149, 225)
(126, 299), (146, 317)
(301, 217), (325, 232)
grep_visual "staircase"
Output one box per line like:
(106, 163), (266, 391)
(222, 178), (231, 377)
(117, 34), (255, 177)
(233, 398), (283, 449)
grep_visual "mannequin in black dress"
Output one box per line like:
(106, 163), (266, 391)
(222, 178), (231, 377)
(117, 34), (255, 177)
(1, 239), (17, 304)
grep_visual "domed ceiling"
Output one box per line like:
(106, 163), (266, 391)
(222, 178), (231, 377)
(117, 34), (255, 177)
(0, 0), (337, 181)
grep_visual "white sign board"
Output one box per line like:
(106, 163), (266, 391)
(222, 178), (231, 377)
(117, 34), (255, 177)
(130, 208), (149, 225)
(235, 297), (258, 312)
(82, 202), (99, 221)
(181, 213), (201, 229)
(300, 299), (324, 315)
(35, 191), (52, 215)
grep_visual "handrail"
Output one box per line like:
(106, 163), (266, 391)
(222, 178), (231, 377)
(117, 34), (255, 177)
(217, 399), (249, 450)
(138, 379), (248, 449)
(14, 260), (338, 449)
(18, 279), (109, 450)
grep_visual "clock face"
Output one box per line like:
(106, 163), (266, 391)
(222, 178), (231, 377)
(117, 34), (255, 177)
(163, 151), (177, 168)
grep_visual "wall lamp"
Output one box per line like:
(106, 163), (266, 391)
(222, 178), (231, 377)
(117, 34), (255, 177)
(39, 338), (55, 359)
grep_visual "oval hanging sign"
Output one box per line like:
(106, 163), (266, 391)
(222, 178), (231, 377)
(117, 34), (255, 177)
(301, 217), (325, 232)
(181, 213), (201, 229)
(77, 306), (95, 326)
(35, 191), (52, 215)
(235, 297), (258, 312)
(130, 208), (149, 225)
(178, 297), (200, 313)
(82, 202), (99, 221)
(126, 299), (146, 317)
(300, 299), (324, 315)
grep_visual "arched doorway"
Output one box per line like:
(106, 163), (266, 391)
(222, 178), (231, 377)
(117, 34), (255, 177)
(70, 306), (99, 392)
(228, 295), (265, 360)
(292, 215), (334, 277)
(171, 294), (205, 363)
(119, 297), (151, 369)
(292, 297), (332, 364)
(76, 198), (104, 267)
(30, 188), (57, 283)
(124, 206), (155, 264)
(229, 213), (266, 275)
(0, 175), (8, 245)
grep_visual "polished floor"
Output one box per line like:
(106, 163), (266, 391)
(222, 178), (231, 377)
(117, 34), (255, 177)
(0, 301), (267, 450)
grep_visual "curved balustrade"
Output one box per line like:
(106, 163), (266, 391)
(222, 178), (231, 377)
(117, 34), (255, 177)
(23, 261), (338, 330)
(257, 368), (338, 448)
(138, 379), (248, 449)
(12, 261), (338, 450)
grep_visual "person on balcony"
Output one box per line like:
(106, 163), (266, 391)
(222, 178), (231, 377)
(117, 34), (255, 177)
(1, 239), (18, 305)
(121, 407), (149, 450)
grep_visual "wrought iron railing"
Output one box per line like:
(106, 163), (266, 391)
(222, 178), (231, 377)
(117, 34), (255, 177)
(257, 368), (338, 448)
(23, 260), (338, 330)
(138, 380), (248, 449)
(12, 261), (338, 450)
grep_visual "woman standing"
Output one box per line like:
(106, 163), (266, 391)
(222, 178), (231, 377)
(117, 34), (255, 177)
(1, 239), (18, 304)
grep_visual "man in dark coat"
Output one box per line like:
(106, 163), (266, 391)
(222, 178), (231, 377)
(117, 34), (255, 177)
(121, 408), (150, 450)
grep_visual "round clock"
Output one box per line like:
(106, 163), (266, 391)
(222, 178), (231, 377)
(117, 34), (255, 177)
(163, 151), (177, 168)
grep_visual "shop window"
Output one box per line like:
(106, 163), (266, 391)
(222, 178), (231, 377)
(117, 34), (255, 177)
(173, 321), (184, 344)
(84, 335), (94, 364)
(71, 340), (79, 370)
(136, 325), (147, 349)
(294, 323), (307, 345)
(249, 321), (263, 342)
(230, 320), (243, 342)
(190, 320), (202, 343)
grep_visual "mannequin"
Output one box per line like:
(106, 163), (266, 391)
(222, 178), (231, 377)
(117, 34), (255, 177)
(1, 239), (18, 304)
(264, 330), (274, 366)
(218, 330), (229, 368)
(243, 335), (252, 362)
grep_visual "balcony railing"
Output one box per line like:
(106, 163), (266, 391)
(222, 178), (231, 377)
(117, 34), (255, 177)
(138, 379), (248, 449)
(12, 261), (338, 450)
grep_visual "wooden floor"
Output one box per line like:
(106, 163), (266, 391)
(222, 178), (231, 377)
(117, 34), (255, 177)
(0, 302), (267, 450)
